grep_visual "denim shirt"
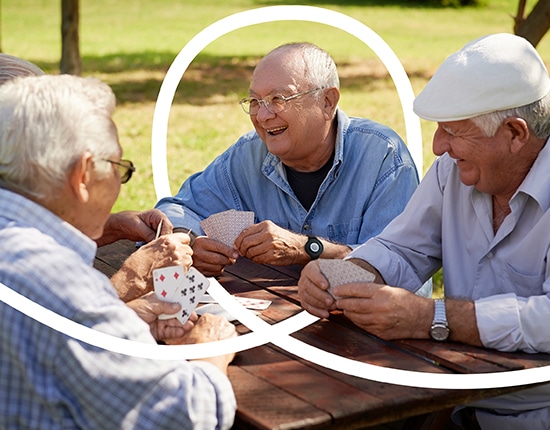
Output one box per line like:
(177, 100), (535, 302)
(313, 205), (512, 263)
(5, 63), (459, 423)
(156, 110), (419, 248)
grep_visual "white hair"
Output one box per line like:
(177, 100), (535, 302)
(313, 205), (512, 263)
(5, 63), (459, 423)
(0, 74), (119, 201)
(471, 92), (550, 139)
(262, 42), (340, 91)
(0, 53), (45, 84)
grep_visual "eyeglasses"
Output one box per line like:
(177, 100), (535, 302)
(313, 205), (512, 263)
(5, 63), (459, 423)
(103, 159), (135, 184)
(239, 88), (321, 115)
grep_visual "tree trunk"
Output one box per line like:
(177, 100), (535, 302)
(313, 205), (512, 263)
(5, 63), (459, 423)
(60, 0), (81, 75)
(515, 0), (550, 47)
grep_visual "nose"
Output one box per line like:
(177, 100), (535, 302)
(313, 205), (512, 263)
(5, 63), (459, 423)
(255, 101), (276, 121)
(432, 124), (451, 156)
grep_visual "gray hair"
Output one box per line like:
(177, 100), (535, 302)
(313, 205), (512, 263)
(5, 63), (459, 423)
(0, 53), (45, 84)
(0, 74), (119, 201)
(265, 42), (340, 90)
(471, 92), (550, 139)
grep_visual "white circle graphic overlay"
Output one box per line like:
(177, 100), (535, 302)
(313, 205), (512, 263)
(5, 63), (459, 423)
(151, 5), (423, 200)
(2, 279), (550, 390)
(2, 6), (548, 394)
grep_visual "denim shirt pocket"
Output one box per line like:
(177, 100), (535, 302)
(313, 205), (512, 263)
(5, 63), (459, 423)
(327, 217), (362, 244)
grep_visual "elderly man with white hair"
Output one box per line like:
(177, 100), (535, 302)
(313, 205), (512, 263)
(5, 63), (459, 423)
(298, 33), (550, 429)
(0, 74), (237, 429)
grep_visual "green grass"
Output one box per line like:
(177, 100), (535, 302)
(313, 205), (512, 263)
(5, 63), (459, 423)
(3, 0), (550, 294)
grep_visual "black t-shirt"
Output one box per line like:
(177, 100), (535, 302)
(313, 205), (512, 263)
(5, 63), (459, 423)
(284, 151), (335, 211)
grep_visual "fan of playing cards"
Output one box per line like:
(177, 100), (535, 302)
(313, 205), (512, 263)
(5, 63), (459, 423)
(200, 209), (255, 247)
(153, 264), (272, 324)
(153, 266), (209, 324)
(317, 259), (376, 299)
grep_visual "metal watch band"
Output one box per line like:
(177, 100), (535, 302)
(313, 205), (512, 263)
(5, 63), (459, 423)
(430, 298), (450, 341)
(433, 298), (447, 324)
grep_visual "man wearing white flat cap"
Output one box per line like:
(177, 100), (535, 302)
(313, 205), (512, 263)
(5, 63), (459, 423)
(298, 33), (550, 429)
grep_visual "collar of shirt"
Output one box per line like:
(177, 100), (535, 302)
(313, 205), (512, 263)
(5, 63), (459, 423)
(515, 136), (550, 213)
(262, 108), (348, 185)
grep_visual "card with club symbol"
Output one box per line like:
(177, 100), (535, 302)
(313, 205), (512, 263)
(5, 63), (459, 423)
(153, 266), (209, 324)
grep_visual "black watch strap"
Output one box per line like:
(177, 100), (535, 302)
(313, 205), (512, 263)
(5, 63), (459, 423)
(305, 236), (324, 260)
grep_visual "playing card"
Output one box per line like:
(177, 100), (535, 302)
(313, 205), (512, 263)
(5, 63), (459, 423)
(200, 209), (255, 247)
(153, 265), (183, 304)
(153, 266), (210, 324)
(235, 296), (272, 310)
(317, 259), (376, 299)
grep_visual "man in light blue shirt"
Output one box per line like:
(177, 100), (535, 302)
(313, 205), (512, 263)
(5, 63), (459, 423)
(156, 42), (419, 276)
(298, 34), (550, 429)
(0, 75), (236, 429)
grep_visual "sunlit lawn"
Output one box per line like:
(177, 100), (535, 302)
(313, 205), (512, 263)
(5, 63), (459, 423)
(4, 0), (550, 294)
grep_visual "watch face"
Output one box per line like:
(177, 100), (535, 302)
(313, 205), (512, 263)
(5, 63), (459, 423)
(308, 242), (321, 253)
(305, 236), (323, 260)
(430, 325), (449, 341)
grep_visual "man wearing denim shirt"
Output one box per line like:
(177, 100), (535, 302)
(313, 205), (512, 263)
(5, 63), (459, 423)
(156, 42), (419, 277)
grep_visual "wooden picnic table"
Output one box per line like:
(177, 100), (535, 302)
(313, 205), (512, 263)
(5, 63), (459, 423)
(95, 240), (550, 430)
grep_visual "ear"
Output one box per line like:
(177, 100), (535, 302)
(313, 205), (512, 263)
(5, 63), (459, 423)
(322, 87), (340, 119)
(503, 117), (529, 154)
(68, 152), (94, 203)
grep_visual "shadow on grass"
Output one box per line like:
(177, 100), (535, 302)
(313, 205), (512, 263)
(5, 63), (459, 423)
(32, 51), (432, 106)
(254, 0), (480, 8)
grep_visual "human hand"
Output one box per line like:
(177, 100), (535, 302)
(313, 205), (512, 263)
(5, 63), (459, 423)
(97, 209), (173, 246)
(111, 232), (193, 302)
(126, 291), (199, 342)
(297, 261), (337, 319)
(334, 283), (432, 340)
(182, 313), (238, 375)
(234, 220), (309, 265)
(191, 236), (238, 276)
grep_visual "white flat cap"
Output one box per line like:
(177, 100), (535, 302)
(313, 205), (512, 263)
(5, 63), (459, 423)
(413, 33), (550, 122)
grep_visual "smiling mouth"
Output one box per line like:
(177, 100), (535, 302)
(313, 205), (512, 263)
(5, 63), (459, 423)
(267, 126), (287, 136)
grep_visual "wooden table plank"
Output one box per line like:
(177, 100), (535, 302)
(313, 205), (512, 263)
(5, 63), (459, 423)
(94, 240), (550, 429)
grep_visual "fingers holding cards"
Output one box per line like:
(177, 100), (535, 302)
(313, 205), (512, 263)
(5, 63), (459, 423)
(200, 209), (254, 247)
(153, 266), (209, 324)
(317, 259), (376, 299)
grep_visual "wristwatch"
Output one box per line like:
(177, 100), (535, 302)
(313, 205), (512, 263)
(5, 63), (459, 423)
(304, 236), (324, 260)
(430, 298), (450, 341)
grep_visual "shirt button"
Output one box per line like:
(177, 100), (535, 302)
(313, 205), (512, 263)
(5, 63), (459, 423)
(304, 224), (310, 231)
(487, 252), (494, 259)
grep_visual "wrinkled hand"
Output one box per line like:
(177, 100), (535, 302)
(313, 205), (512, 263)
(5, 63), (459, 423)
(126, 291), (199, 342)
(235, 220), (308, 265)
(97, 209), (173, 246)
(298, 261), (337, 319)
(191, 236), (238, 277)
(334, 283), (431, 340)
(111, 232), (193, 302)
(181, 313), (238, 375)
(299, 262), (432, 340)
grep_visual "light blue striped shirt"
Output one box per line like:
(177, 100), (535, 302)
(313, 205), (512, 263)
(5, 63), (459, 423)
(0, 188), (236, 429)
(349, 142), (550, 428)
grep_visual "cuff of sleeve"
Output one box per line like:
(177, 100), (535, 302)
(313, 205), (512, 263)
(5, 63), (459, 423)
(475, 294), (522, 352)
